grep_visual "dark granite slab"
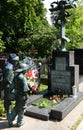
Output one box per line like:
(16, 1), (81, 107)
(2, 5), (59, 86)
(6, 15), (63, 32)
(26, 95), (43, 106)
(51, 92), (83, 120)
(25, 105), (51, 120)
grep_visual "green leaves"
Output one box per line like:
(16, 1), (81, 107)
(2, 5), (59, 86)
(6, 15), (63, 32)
(0, 32), (5, 52)
(0, 100), (5, 116)
(0, 0), (48, 53)
(66, 3), (83, 50)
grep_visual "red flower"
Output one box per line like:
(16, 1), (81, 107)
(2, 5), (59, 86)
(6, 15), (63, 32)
(25, 68), (39, 80)
(25, 70), (32, 78)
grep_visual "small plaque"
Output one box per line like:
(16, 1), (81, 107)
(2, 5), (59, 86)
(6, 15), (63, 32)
(55, 57), (66, 70)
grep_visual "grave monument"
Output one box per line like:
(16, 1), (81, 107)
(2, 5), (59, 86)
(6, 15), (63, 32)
(48, 0), (79, 96)
(48, 0), (83, 120)
(25, 0), (83, 121)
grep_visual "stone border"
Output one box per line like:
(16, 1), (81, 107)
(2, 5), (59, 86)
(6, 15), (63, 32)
(25, 92), (83, 121)
(51, 92), (83, 120)
(25, 105), (50, 120)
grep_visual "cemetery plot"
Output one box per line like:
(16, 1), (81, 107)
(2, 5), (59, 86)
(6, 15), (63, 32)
(25, 92), (83, 121)
(32, 94), (68, 109)
(25, 51), (83, 121)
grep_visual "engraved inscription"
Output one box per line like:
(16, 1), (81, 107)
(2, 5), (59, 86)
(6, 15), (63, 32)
(51, 70), (71, 94)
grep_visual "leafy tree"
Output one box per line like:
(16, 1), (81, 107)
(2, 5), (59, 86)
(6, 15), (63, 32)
(66, 1), (83, 50)
(0, 0), (58, 58)
(18, 25), (57, 58)
(0, 0), (48, 53)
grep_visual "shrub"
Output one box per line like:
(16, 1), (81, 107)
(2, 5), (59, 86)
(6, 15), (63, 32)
(0, 100), (5, 117)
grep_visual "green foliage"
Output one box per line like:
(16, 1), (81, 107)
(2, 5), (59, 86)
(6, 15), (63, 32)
(71, 114), (83, 130)
(18, 25), (57, 58)
(32, 98), (57, 109)
(37, 84), (48, 92)
(66, 2), (83, 50)
(32, 94), (67, 109)
(0, 100), (15, 117)
(0, 32), (5, 52)
(0, 0), (82, 56)
(11, 101), (16, 109)
(0, 100), (5, 117)
(0, 0), (48, 53)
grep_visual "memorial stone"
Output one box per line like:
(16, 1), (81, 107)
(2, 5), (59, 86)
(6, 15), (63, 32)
(48, 50), (79, 95)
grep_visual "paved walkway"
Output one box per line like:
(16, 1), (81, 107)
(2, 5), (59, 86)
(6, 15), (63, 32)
(0, 81), (83, 130)
(76, 81), (83, 130)
(76, 121), (83, 130)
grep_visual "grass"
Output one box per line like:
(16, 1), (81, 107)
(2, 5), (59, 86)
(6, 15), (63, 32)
(71, 114), (83, 130)
(32, 95), (67, 109)
(0, 100), (5, 117)
(0, 100), (15, 117)
(32, 98), (58, 109)
(37, 84), (48, 92)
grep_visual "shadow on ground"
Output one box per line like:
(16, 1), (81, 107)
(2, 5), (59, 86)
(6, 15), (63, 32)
(0, 119), (9, 129)
(0, 120), (17, 129)
(0, 118), (16, 129)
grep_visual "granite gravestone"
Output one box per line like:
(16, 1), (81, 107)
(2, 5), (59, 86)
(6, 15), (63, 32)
(48, 50), (79, 95)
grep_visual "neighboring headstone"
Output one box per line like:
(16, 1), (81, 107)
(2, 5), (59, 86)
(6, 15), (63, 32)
(75, 49), (83, 75)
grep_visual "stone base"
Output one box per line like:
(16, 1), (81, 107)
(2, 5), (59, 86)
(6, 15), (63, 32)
(26, 94), (43, 106)
(25, 92), (83, 121)
(51, 92), (83, 120)
(25, 105), (50, 120)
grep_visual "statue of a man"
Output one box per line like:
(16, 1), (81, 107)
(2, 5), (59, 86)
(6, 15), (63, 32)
(8, 63), (29, 127)
(2, 53), (19, 126)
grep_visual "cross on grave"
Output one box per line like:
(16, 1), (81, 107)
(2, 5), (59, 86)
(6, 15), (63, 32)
(49, 0), (78, 51)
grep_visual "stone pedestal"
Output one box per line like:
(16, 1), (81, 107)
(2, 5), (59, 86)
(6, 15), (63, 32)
(48, 50), (79, 95)
(51, 92), (83, 120)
